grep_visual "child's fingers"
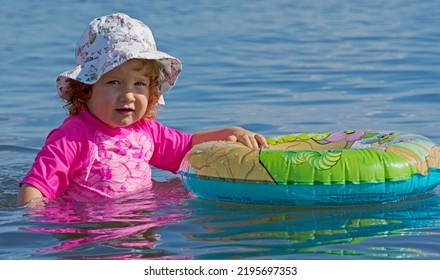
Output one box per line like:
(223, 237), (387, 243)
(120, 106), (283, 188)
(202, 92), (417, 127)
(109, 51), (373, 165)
(228, 133), (267, 149)
(255, 134), (268, 148)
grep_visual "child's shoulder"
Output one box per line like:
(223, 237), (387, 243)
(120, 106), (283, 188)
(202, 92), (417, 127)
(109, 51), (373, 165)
(47, 114), (91, 141)
(62, 114), (91, 132)
(136, 118), (163, 131)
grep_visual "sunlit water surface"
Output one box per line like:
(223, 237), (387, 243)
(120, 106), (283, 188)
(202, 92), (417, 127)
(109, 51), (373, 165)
(1, 0), (439, 259)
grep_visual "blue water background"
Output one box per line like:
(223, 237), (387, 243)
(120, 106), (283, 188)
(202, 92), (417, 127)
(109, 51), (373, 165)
(1, 0), (440, 259)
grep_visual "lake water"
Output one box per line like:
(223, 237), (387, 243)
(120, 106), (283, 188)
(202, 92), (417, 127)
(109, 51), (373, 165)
(1, 0), (440, 260)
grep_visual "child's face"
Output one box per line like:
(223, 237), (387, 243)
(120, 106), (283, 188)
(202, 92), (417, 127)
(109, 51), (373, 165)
(87, 59), (152, 128)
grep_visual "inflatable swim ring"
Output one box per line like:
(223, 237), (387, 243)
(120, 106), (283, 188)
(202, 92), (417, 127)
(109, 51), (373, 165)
(179, 130), (440, 206)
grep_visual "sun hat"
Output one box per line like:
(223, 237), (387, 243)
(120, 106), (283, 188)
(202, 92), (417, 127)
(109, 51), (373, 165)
(56, 13), (182, 105)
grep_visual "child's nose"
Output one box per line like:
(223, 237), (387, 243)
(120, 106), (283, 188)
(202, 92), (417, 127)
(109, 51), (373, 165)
(120, 88), (135, 102)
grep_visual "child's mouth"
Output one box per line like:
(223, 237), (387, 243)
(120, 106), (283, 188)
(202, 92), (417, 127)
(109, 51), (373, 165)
(115, 108), (135, 115)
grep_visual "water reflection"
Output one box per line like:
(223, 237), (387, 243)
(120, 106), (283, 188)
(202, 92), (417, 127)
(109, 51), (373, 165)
(18, 179), (190, 259)
(3, 181), (440, 259)
(182, 192), (440, 259)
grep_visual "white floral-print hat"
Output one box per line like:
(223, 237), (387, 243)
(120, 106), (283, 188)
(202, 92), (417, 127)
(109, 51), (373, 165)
(56, 13), (182, 105)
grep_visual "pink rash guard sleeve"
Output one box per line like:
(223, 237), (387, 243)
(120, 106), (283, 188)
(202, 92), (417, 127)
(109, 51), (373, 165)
(20, 129), (79, 199)
(148, 119), (193, 173)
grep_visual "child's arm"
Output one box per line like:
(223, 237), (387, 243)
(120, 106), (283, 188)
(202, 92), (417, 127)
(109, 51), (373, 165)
(192, 126), (268, 149)
(17, 184), (44, 207)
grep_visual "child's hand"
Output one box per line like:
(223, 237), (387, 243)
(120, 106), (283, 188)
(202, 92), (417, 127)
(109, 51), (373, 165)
(226, 127), (268, 149)
(192, 126), (268, 149)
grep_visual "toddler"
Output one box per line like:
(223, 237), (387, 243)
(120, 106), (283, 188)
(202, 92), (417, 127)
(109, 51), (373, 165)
(18, 13), (267, 206)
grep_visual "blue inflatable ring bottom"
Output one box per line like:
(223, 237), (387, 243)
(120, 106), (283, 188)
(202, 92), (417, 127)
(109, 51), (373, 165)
(181, 169), (440, 206)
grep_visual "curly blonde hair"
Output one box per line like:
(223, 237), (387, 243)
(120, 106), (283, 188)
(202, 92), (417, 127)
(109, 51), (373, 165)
(62, 60), (164, 120)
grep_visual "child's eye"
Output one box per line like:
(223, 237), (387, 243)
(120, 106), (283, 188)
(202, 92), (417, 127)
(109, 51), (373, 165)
(135, 82), (147, 86)
(107, 80), (121, 85)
